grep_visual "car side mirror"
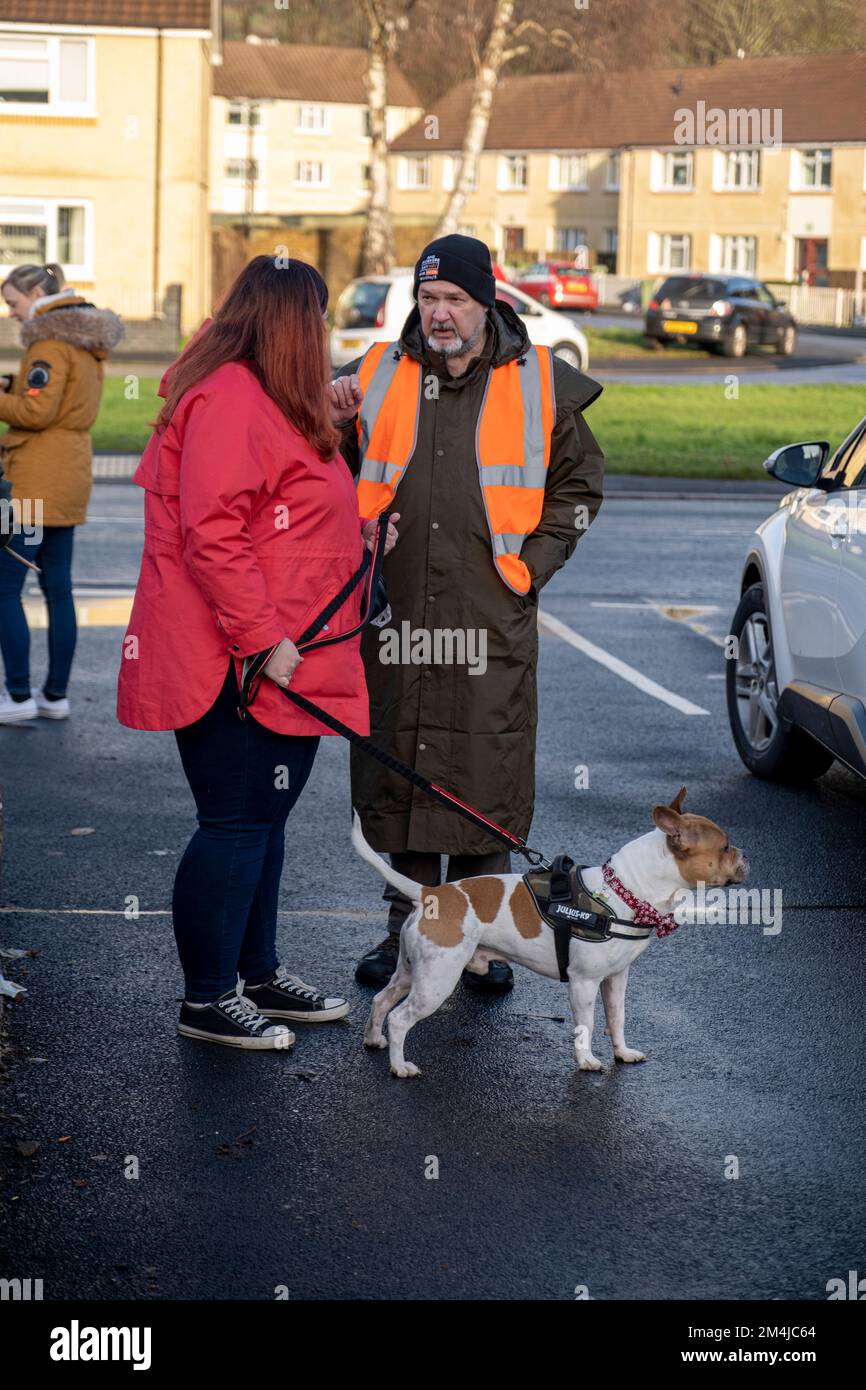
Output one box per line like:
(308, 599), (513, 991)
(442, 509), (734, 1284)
(763, 441), (829, 487)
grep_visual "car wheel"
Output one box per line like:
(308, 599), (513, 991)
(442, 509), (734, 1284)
(539, 292), (551, 307)
(723, 322), (748, 358)
(726, 584), (835, 782)
(552, 341), (584, 370)
(776, 325), (796, 356)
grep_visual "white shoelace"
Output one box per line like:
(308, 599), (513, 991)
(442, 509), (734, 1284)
(218, 995), (269, 1031)
(272, 967), (323, 1003)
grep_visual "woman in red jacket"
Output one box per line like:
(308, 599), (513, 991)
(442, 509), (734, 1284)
(117, 256), (396, 1050)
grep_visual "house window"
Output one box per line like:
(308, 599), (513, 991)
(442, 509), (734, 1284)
(554, 226), (587, 252)
(552, 154), (587, 190)
(722, 149), (760, 189)
(295, 160), (327, 186)
(0, 197), (92, 277)
(604, 228), (618, 254)
(442, 156), (479, 192)
(652, 233), (691, 271)
(720, 234), (757, 274)
(799, 148), (832, 188)
(605, 153), (620, 190)
(499, 154), (528, 190)
(297, 104), (329, 133)
(227, 101), (260, 126)
(0, 34), (93, 114)
(400, 156), (430, 189)
(225, 158), (259, 180)
(362, 108), (372, 137)
(655, 151), (693, 189)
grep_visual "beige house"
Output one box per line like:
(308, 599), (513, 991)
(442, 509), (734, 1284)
(0, 0), (216, 334)
(211, 39), (421, 220)
(390, 51), (866, 287)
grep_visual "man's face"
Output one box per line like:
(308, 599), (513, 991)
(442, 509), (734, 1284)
(417, 280), (487, 358)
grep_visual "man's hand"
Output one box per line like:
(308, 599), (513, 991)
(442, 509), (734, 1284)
(262, 637), (303, 688)
(328, 373), (363, 426)
(361, 512), (400, 556)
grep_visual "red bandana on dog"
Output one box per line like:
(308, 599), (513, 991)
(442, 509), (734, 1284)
(601, 862), (680, 938)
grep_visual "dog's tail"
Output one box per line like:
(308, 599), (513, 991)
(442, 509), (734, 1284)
(351, 810), (423, 903)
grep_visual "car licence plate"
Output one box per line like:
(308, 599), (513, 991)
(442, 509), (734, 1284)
(665, 320), (697, 333)
(340, 337), (363, 348)
(565, 280), (588, 293)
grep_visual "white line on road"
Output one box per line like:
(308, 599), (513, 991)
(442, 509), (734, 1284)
(0, 906), (381, 919)
(538, 608), (710, 715)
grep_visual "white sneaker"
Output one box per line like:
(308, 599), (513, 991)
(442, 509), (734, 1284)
(31, 687), (70, 719)
(0, 688), (38, 723)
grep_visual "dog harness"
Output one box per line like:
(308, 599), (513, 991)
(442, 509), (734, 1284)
(523, 855), (678, 981)
(353, 340), (556, 595)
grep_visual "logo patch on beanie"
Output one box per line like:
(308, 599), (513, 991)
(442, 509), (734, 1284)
(418, 254), (440, 281)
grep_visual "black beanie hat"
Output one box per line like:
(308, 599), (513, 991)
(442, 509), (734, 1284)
(413, 234), (496, 307)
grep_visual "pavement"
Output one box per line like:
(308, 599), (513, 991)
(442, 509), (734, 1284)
(1, 485), (864, 1301)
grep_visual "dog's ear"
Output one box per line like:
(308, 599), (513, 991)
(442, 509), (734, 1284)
(652, 802), (690, 849)
(669, 785), (687, 815)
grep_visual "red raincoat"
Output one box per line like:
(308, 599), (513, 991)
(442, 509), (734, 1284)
(116, 357), (369, 736)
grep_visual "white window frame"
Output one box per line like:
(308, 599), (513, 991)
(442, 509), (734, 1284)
(0, 195), (93, 279)
(652, 150), (694, 191)
(226, 100), (261, 128)
(648, 231), (691, 273)
(0, 33), (95, 116)
(296, 104), (330, 134)
(550, 153), (588, 191)
(714, 148), (761, 191)
(719, 233), (757, 274)
(398, 155), (431, 190)
(294, 159), (329, 187)
(552, 226), (587, 253)
(498, 154), (528, 191)
(792, 147), (833, 191)
(605, 152), (620, 191)
(442, 155), (478, 192)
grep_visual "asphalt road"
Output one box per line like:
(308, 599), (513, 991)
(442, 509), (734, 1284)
(1, 485), (864, 1301)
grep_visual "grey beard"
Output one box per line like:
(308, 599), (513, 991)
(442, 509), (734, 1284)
(426, 319), (486, 359)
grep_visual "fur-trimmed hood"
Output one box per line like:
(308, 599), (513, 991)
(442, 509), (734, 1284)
(20, 292), (124, 358)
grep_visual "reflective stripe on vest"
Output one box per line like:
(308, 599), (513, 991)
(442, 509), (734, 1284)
(354, 340), (555, 594)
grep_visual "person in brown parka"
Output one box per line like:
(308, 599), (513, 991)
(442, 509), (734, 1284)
(0, 262), (122, 723)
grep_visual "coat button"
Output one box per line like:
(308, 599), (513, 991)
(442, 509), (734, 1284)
(418, 743), (426, 751)
(436, 449), (444, 457)
(431, 522), (439, 530)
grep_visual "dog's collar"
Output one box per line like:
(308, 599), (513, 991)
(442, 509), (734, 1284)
(601, 862), (680, 939)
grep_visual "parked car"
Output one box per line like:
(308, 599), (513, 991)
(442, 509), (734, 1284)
(511, 260), (600, 311)
(645, 274), (796, 357)
(727, 416), (866, 782)
(330, 272), (589, 371)
(618, 285), (643, 314)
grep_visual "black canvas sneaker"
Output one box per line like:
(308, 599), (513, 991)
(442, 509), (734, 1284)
(242, 966), (350, 1022)
(177, 989), (295, 1049)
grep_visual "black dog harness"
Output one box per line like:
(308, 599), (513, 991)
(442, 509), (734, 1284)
(523, 855), (653, 981)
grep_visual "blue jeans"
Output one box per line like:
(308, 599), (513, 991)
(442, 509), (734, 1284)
(172, 661), (320, 1002)
(0, 525), (77, 698)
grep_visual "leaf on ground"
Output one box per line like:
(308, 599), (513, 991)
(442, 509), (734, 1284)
(0, 947), (34, 959)
(57, 1135), (72, 1144)
(15, 1140), (40, 1158)
(72, 1178), (88, 1188)
(70, 827), (96, 836)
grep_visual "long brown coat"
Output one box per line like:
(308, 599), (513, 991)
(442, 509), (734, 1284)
(0, 294), (123, 527)
(336, 300), (604, 855)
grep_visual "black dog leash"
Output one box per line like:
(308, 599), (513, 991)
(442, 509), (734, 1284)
(238, 513), (549, 868)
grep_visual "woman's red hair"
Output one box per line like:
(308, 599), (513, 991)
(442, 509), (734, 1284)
(155, 255), (340, 459)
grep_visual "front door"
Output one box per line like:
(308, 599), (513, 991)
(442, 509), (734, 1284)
(796, 237), (829, 286)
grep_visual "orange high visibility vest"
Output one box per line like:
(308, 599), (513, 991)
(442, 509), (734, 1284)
(354, 341), (556, 594)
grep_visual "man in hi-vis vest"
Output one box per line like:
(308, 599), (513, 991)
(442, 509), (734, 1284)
(331, 235), (604, 993)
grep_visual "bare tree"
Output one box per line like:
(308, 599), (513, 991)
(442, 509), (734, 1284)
(360, 0), (404, 274)
(668, 0), (866, 64)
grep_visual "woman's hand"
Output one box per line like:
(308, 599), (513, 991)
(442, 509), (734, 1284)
(362, 512), (400, 556)
(328, 373), (363, 426)
(262, 637), (303, 688)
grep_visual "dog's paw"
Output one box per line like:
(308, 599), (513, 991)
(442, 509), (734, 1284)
(363, 1035), (388, 1049)
(390, 1061), (421, 1078)
(614, 1048), (647, 1064)
(576, 1054), (604, 1072)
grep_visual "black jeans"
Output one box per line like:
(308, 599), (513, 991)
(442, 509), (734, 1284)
(383, 849), (512, 933)
(172, 662), (319, 1002)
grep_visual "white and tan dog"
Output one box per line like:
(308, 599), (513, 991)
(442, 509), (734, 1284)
(352, 789), (748, 1077)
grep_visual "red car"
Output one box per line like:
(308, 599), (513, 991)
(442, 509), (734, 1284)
(511, 260), (599, 310)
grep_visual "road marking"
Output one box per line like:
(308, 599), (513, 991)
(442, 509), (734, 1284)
(537, 608), (710, 715)
(647, 600), (728, 649)
(0, 906), (381, 919)
(22, 595), (133, 628)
